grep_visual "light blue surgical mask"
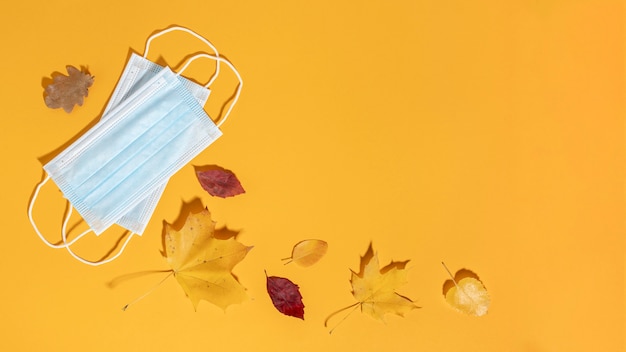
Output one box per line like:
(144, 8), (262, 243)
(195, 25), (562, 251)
(28, 47), (242, 266)
(103, 27), (221, 236)
(46, 66), (221, 233)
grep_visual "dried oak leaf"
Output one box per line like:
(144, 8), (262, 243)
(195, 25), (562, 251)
(196, 168), (245, 198)
(165, 208), (252, 311)
(442, 262), (490, 317)
(44, 65), (94, 113)
(325, 244), (419, 331)
(282, 239), (328, 267)
(265, 271), (305, 319)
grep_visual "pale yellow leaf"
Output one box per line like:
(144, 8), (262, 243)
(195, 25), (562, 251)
(442, 263), (490, 317)
(284, 239), (328, 267)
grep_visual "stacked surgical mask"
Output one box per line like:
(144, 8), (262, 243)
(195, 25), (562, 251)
(28, 26), (242, 265)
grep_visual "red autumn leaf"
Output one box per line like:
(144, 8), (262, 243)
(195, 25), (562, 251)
(265, 272), (305, 319)
(196, 168), (245, 198)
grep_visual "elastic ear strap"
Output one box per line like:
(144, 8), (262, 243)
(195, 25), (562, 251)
(61, 205), (93, 247)
(62, 206), (137, 266)
(63, 228), (137, 266)
(29, 174), (136, 265)
(144, 26), (221, 88)
(177, 53), (243, 128)
(28, 174), (82, 248)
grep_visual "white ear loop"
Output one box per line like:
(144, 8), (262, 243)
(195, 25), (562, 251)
(28, 174), (137, 266)
(63, 233), (136, 266)
(176, 53), (243, 128)
(144, 26), (221, 88)
(29, 175), (75, 248)
(62, 204), (138, 266)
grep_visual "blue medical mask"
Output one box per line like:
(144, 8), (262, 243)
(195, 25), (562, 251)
(100, 54), (211, 235)
(45, 66), (221, 234)
(103, 26), (222, 236)
(28, 35), (242, 266)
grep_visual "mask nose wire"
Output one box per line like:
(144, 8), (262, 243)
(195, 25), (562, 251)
(143, 26), (221, 88)
(176, 53), (243, 129)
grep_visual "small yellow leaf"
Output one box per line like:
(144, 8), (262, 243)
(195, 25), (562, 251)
(283, 239), (328, 267)
(351, 246), (417, 321)
(325, 243), (419, 332)
(442, 263), (490, 317)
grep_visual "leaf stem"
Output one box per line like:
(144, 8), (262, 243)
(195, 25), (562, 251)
(442, 261), (463, 292)
(122, 270), (174, 311)
(441, 261), (455, 281)
(324, 302), (360, 333)
(107, 269), (173, 288)
(441, 262), (478, 306)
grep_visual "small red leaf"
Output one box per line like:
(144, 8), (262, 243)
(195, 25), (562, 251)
(266, 273), (305, 319)
(196, 168), (245, 198)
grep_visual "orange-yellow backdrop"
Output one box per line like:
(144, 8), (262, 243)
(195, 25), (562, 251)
(1, 1), (624, 351)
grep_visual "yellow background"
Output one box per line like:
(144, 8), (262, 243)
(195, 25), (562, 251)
(1, 0), (624, 351)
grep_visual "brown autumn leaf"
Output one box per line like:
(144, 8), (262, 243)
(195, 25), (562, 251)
(44, 65), (94, 113)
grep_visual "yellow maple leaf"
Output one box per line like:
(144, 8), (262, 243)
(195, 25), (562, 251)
(165, 208), (252, 311)
(442, 263), (490, 317)
(325, 244), (419, 332)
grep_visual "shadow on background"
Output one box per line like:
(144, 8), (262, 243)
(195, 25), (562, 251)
(159, 197), (243, 256)
(442, 268), (482, 296)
